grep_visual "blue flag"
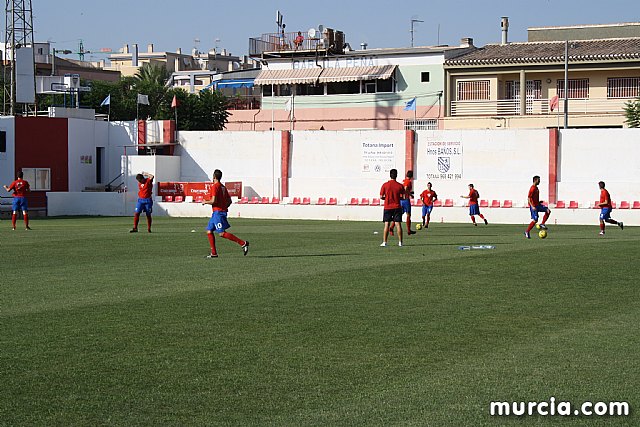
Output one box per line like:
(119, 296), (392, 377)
(404, 97), (416, 111)
(100, 94), (111, 107)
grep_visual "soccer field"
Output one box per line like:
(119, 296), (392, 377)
(2, 217), (639, 426)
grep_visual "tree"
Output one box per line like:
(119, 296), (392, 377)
(624, 97), (640, 128)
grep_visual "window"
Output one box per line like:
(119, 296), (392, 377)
(375, 78), (393, 93)
(421, 72), (430, 82)
(21, 168), (51, 191)
(262, 84), (291, 97)
(457, 80), (490, 101)
(296, 84), (324, 96)
(327, 81), (360, 95)
(557, 79), (589, 99)
(404, 119), (438, 130)
(607, 77), (640, 98)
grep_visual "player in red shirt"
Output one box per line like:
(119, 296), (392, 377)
(460, 183), (487, 226)
(202, 169), (249, 258)
(399, 170), (416, 235)
(3, 171), (31, 230)
(419, 182), (438, 228)
(130, 171), (154, 233)
(379, 169), (405, 247)
(524, 175), (551, 238)
(597, 181), (623, 236)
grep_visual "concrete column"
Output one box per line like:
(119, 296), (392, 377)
(519, 69), (526, 116)
(405, 130), (415, 174)
(548, 128), (559, 203)
(280, 130), (291, 197)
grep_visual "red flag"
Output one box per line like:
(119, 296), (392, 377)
(549, 95), (559, 112)
(171, 95), (179, 108)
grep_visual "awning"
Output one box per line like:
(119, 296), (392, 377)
(318, 65), (396, 83)
(215, 78), (254, 89)
(254, 68), (323, 85)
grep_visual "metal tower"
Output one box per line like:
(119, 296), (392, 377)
(3, 0), (36, 115)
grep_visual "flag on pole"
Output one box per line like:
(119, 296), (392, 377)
(171, 95), (179, 108)
(100, 94), (111, 107)
(404, 97), (417, 111)
(549, 95), (559, 111)
(137, 94), (149, 105)
(284, 98), (292, 112)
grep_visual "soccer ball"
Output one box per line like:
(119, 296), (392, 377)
(538, 229), (548, 239)
(416, 224), (423, 230)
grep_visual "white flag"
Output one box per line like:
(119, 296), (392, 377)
(284, 98), (292, 112)
(137, 94), (149, 105)
(100, 94), (111, 106)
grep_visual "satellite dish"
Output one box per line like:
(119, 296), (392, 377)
(308, 28), (317, 38)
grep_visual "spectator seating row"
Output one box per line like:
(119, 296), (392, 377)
(160, 196), (640, 210)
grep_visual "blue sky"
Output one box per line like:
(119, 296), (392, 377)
(33, 0), (639, 61)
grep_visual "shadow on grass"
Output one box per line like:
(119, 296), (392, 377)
(255, 253), (351, 259)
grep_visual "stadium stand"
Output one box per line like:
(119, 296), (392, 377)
(444, 199), (454, 207)
(479, 200), (489, 208)
(619, 201), (630, 209)
(502, 200), (513, 208)
(238, 196), (249, 204)
(270, 197), (280, 204)
(359, 198), (370, 206)
(491, 200), (501, 208)
(302, 197), (311, 205)
(328, 197), (338, 205)
(317, 197), (327, 205)
(568, 201), (579, 209)
(555, 200), (566, 208)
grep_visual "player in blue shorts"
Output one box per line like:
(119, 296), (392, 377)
(131, 172), (154, 233)
(597, 181), (623, 236)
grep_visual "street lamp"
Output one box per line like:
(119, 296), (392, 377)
(51, 48), (72, 76)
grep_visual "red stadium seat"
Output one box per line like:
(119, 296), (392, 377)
(328, 197), (338, 205)
(479, 200), (489, 208)
(555, 200), (565, 208)
(410, 198), (417, 206)
(444, 199), (454, 207)
(502, 200), (513, 208)
(302, 197), (311, 205)
(249, 196), (260, 204)
(415, 199), (423, 206)
(194, 195), (204, 203)
(349, 198), (359, 206)
(592, 201), (600, 209)
(260, 197), (270, 204)
(174, 196), (184, 203)
(317, 197), (327, 205)
(433, 200), (442, 207)
(238, 196), (249, 204)
(270, 197), (280, 204)
(619, 201), (630, 209)
(568, 201), (579, 209)
(163, 195), (173, 202)
(370, 198), (380, 206)
(359, 198), (370, 206)
(633, 201), (640, 209)
(292, 197), (301, 205)
(611, 202), (617, 209)
(490, 200), (501, 208)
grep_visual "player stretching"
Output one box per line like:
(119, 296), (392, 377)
(524, 175), (550, 239)
(379, 169), (405, 247)
(400, 170), (416, 235)
(597, 181), (623, 236)
(460, 184), (487, 226)
(203, 169), (249, 258)
(130, 171), (154, 233)
(420, 182), (438, 228)
(3, 171), (31, 230)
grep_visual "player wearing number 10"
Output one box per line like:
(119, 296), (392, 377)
(203, 169), (249, 258)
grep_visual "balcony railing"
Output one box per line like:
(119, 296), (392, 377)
(227, 96), (261, 111)
(249, 32), (325, 56)
(451, 97), (634, 117)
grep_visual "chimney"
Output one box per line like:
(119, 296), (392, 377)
(360, 42), (368, 50)
(460, 37), (474, 48)
(123, 44), (129, 54)
(131, 43), (138, 66)
(147, 43), (154, 53)
(176, 47), (182, 54)
(501, 17), (509, 45)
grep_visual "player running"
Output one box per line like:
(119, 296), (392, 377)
(130, 171), (154, 233)
(597, 181), (623, 236)
(460, 183), (487, 226)
(400, 170), (416, 235)
(379, 168), (405, 247)
(203, 169), (249, 258)
(524, 175), (551, 239)
(3, 171), (31, 230)
(419, 182), (438, 228)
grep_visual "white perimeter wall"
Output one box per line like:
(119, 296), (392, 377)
(0, 117), (16, 205)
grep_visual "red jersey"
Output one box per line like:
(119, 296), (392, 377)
(380, 179), (405, 209)
(209, 182), (232, 212)
(599, 189), (612, 208)
(8, 178), (30, 197)
(528, 185), (539, 207)
(468, 189), (479, 205)
(138, 177), (153, 199)
(420, 189), (437, 206)
(402, 178), (413, 199)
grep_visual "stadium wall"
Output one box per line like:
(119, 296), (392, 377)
(0, 117), (16, 209)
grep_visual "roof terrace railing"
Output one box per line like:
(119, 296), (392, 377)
(451, 97), (633, 117)
(250, 32), (325, 56)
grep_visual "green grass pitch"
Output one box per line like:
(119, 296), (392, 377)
(1, 217), (639, 426)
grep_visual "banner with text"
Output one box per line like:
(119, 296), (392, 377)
(361, 142), (395, 174)
(425, 141), (463, 180)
